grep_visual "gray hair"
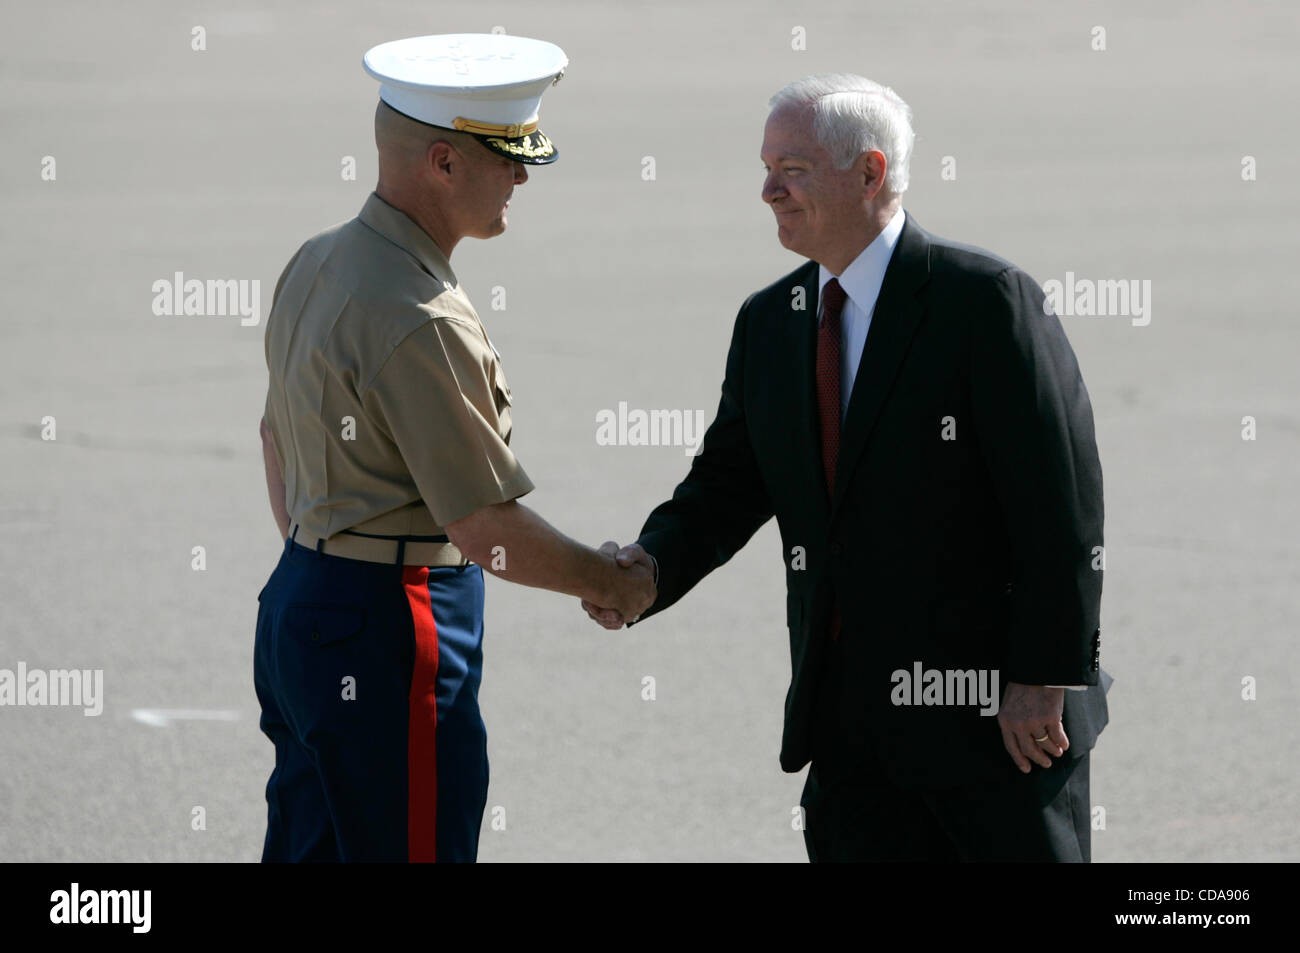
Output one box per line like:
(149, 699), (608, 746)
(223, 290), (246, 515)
(768, 74), (915, 193)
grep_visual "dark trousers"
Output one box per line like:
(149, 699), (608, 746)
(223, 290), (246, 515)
(801, 740), (1091, 862)
(254, 536), (489, 862)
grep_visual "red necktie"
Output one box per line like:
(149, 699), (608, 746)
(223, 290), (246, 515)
(816, 278), (847, 641)
(816, 278), (846, 496)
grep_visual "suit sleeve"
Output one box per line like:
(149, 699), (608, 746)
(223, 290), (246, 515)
(631, 296), (775, 622)
(970, 267), (1104, 685)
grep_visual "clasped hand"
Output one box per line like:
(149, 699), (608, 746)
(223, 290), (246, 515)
(582, 541), (655, 629)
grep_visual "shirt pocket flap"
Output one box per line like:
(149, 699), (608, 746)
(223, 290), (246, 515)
(493, 372), (513, 409)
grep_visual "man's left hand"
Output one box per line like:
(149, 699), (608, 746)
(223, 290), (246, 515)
(997, 682), (1069, 773)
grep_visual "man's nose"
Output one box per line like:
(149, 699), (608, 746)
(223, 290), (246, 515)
(761, 173), (782, 204)
(514, 163), (528, 185)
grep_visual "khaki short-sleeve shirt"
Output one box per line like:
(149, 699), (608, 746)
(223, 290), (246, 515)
(263, 192), (533, 540)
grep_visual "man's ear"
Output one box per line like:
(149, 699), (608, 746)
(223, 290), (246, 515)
(859, 149), (888, 201)
(427, 140), (460, 185)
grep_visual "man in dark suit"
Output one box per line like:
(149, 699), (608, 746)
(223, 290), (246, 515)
(584, 74), (1109, 861)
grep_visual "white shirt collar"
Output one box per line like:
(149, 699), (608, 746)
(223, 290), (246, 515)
(817, 206), (906, 315)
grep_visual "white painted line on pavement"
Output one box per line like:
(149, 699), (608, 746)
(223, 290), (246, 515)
(130, 708), (241, 728)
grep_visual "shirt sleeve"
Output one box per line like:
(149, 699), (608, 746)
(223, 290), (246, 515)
(364, 316), (534, 527)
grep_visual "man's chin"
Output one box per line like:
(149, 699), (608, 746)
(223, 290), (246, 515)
(776, 227), (803, 255)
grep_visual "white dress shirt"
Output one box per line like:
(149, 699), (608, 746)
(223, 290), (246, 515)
(817, 206), (906, 422)
(815, 208), (1084, 693)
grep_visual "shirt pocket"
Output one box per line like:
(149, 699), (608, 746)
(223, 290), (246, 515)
(492, 365), (514, 438)
(493, 366), (513, 408)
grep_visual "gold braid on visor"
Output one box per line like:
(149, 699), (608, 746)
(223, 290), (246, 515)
(452, 117), (540, 138)
(484, 132), (554, 158)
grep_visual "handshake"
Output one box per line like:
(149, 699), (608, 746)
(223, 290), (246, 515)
(582, 541), (657, 629)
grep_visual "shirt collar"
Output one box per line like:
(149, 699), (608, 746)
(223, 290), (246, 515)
(358, 192), (459, 289)
(817, 205), (907, 316)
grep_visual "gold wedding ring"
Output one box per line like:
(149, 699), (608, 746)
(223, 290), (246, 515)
(1034, 733), (1050, 743)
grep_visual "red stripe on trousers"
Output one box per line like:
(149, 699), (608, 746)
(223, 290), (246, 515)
(402, 566), (440, 862)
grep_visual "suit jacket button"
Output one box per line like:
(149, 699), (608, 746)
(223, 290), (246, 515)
(830, 542), (843, 557)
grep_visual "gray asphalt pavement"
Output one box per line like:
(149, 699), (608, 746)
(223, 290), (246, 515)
(1, 0), (1297, 861)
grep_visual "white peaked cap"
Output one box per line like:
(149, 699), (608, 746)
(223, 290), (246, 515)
(363, 33), (568, 164)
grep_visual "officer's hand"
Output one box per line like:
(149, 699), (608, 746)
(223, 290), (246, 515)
(582, 541), (627, 628)
(582, 540), (655, 629)
(608, 557), (655, 624)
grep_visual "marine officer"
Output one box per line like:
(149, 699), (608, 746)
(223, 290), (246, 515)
(255, 33), (655, 863)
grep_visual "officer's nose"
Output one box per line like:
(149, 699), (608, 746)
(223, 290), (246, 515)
(514, 162), (528, 186)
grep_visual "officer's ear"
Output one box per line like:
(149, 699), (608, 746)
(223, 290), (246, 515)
(426, 139), (462, 185)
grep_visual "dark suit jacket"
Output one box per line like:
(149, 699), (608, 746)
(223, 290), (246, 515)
(632, 213), (1109, 789)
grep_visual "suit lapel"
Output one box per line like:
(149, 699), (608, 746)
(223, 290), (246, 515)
(829, 214), (932, 523)
(788, 262), (829, 525)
